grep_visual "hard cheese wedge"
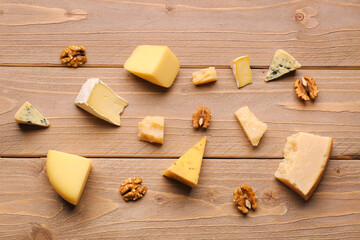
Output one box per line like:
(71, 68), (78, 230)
(124, 45), (180, 88)
(234, 106), (267, 146)
(265, 49), (301, 82)
(138, 116), (165, 144)
(192, 67), (217, 85)
(163, 137), (207, 187)
(47, 150), (92, 205)
(275, 132), (333, 201)
(14, 101), (50, 127)
(230, 56), (252, 88)
(75, 78), (128, 126)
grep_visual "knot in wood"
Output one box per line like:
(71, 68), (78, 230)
(295, 12), (304, 21)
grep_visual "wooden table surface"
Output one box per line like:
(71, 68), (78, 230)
(1, 1), (359, 239)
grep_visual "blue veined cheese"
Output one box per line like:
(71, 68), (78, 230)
(14, 101), (50, 127)
(265, 49), (301, 82)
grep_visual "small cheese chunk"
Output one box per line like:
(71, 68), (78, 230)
(47, 150), (92, 205)
(14, 101), (49, 127)
(163, 137), (206, 187)
(265, 49), (301, 82)
(234, 106), (267, 146)
(124, 45), (180, 88)
(275, 132), (333, 201)
(230, 56), (252, 88)
(192, 67), (217, 85)
(138, 116), (164, 144)
(75, 78), (128, 126)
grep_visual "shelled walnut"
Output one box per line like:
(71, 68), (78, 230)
(60, 45), (87, 68)
(192, 106), (211, 129)
(294, 76), (319, 101)
(119, 177), (147, 201)
(233, 184), (257, 214)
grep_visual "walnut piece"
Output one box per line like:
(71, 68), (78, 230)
(119, 177), (147, 201)
(233, 184), (258, 214)
(294, 76), (319, 101)
(192, 106), (211, 129)
(60, 45), (87, 68)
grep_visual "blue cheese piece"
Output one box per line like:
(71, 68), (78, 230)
(14, 101), (50, 127)
(265, 49), (301, 82)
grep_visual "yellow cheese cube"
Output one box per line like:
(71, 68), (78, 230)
(124, 45), (180, 88)
(46, 150), (92, 205)
(14, 101), (50, 127)
(275, 132), (333, 201)
(138, 116), (164, 144)
(234, 106), (267, 146)
(163, 137), (206, 187)
(192, 67), (217, 85)
(230, 56), (252, 88)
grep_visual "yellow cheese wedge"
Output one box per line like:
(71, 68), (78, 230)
(275, 132), (333, 201)
(265, 49), (301, 82)
(14, 101), (50, 127)
(163, 137), (206, 187)
(234, 106), (267, 146)
(75, 78), (128, 126)
(124, 45), (180, 88)
(230, 56), (252, 88)
(138, 116), (165, 144)
(46, 150), (92, 205)
(192, 67), (217, 85)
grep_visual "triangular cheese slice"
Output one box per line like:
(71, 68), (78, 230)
(47, 150), (92, 205)
(265, 49), (301, 82)
(14, 101), (50, 127)
(163, 137), (207, 187)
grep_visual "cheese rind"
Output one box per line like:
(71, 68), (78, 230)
(265, 49), (301, 82)
(124, 45), (180, 88)
(46, 150), (92, 205)
(192, 67), (217, 85)
(234, 106), (267, 146)
(14, 101), (50, 127)
(230, 56), (252, 88)
(75, 78), (128, 126)
(138, 116), (165, 144)
(275, 132), (333, 201)
(163, 137), (207, 187)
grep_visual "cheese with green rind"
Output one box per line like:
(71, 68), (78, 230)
(265, 49), (301, 82)
(14, 101), (50, 127)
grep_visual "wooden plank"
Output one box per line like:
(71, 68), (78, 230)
(1, 0), (360, 66)
(0, 67), (359, 158)
(0, 157), (359, 239)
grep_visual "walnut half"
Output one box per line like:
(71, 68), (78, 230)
(60, 45), (87, 68)
(294, 76), (319, 101)
(119, 177), (147, 201)
(233, 184), (258, 214)
(192, 106), (211, 129)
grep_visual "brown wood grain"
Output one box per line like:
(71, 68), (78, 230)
(0, 157), (359, 240)
(0, 0), (360, 66)
(0, 67), (359, 159)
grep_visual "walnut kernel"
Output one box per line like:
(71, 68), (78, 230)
(119, 177), (147, 201)
(233, 184), (258, 214)
(60, 45), (87, 68)
(294, 76), (319, 101)
(192, 106), (211, 129)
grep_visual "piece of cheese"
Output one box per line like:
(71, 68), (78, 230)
(138, 116), (165, 144)
(234, 106), (267, 146)
(265, 49), (301, 82)
(75, 78), (128, 126)
(47, 150), (92, 205)
(163, 137), (207, 187)
(14, 101), (50, 127)
(275, 132), (333, 201)
(192, 67), (217, 85)
(230, 56), (252, 88)
(124, 45), (180, 88)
